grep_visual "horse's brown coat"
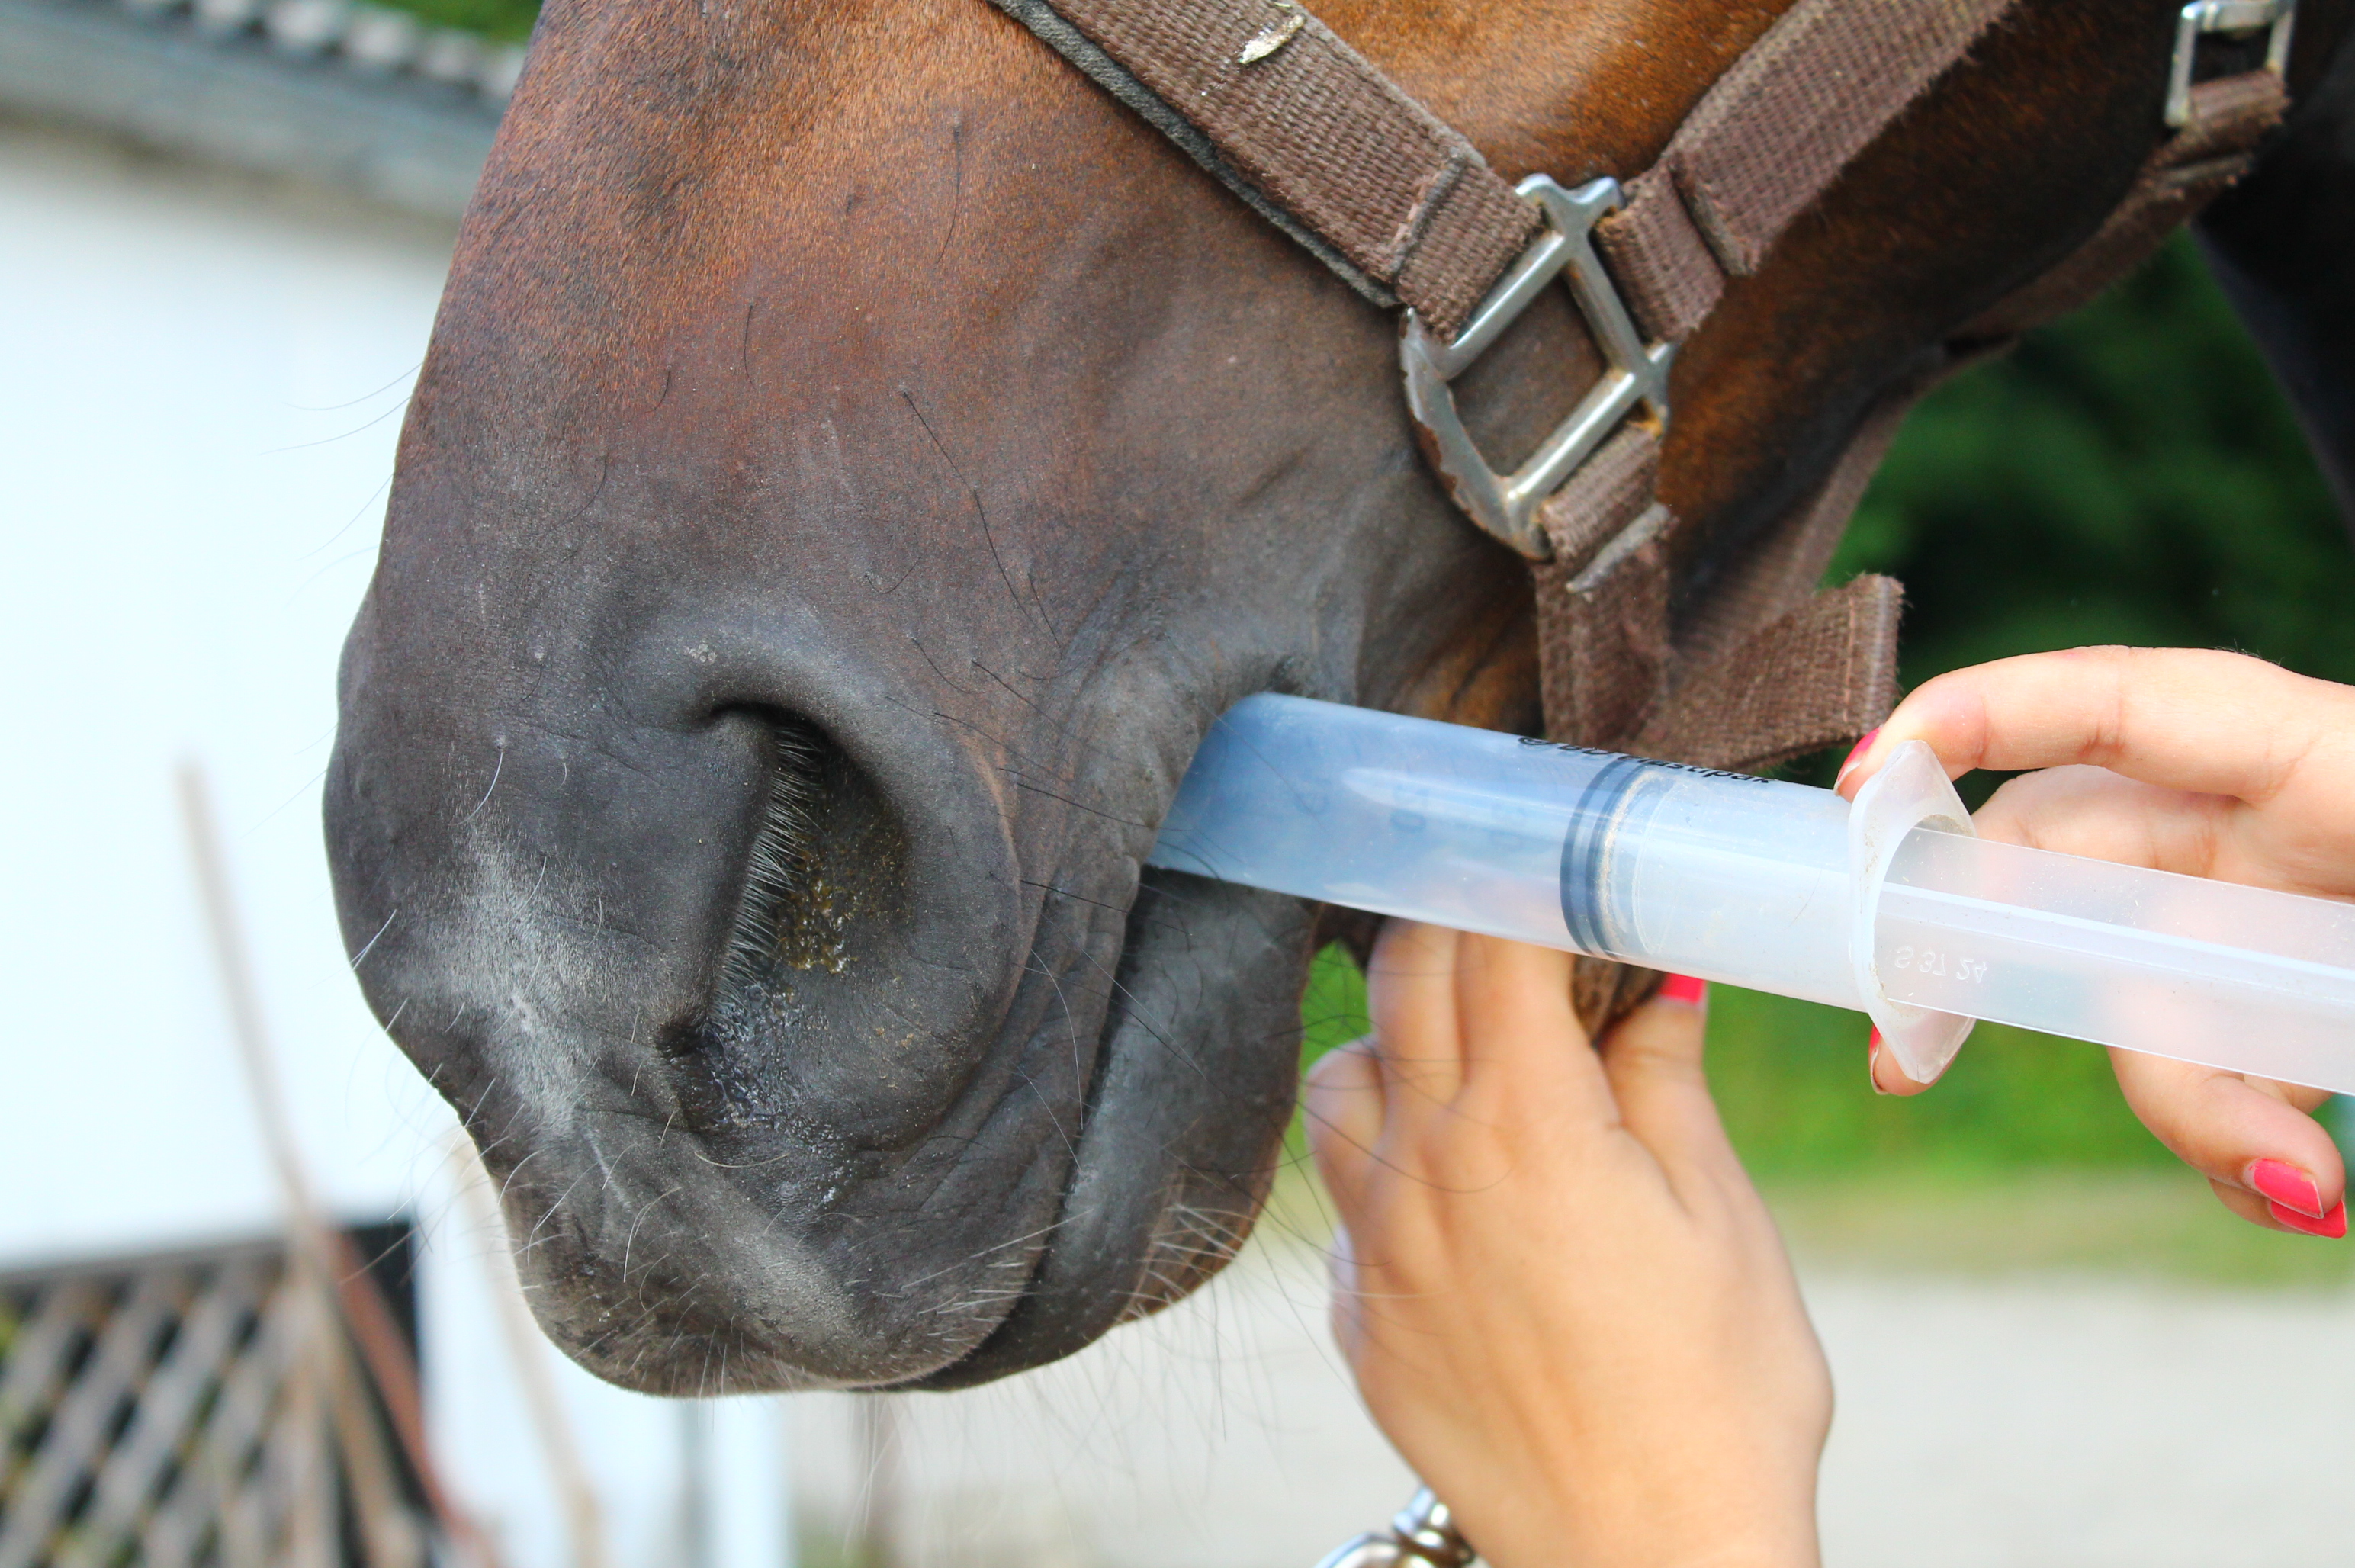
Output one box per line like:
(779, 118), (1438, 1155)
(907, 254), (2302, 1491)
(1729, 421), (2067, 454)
(326, 0), (2353, 1391)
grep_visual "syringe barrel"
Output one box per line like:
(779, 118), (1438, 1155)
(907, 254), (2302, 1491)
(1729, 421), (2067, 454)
(1150, 695), (2355, 1094)
(1149, 695), (1868, 1008)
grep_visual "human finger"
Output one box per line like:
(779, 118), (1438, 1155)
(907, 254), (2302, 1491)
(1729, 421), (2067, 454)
(1364, 920), (1468, 1117)
(1867, 1026), (1936, 1096)
(1597, 977), (1737, 1181)
(2199, 1174), (2349, 1237)
(1972, 763), (2231, 874)
(1323, 1219), (1366, 1360)
(1303, 1040), (1385, 1216)
(2107, 1049), (2347, 1236)
(1447, 934), (1613, 1128)
(1836, 647), (2349, 804)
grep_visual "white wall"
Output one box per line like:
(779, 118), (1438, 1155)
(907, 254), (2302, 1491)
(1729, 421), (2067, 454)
(0, 121), (787, 1568)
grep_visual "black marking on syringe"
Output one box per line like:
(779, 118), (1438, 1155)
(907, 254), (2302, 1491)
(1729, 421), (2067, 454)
(1560, 754), (1653, 956)
(1521, 735), (1770, 786)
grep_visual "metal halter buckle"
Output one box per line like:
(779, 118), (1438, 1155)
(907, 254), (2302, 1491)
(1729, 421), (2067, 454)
(2166, 0), (2296, 127)
(1399, 174), (1675, 561)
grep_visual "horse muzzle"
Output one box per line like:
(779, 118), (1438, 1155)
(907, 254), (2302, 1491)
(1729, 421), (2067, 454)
(324, 581), (1304, 1387)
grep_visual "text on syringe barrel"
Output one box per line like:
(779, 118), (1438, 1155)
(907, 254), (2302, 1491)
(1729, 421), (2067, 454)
(1146, 696), (1869, 1009)
(1874, 828), (2355, 1094)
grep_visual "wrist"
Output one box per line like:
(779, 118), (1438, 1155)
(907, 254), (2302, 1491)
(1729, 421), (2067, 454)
(1461, 1483), (1817, 1568)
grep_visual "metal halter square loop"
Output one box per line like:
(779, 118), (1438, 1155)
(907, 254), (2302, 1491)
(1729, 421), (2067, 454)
(2166, 0), (2295, 127)
(1399, 175), (1675, 561)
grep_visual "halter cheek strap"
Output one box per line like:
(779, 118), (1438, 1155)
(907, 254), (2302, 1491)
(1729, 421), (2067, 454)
(988, 0), (2294, 770)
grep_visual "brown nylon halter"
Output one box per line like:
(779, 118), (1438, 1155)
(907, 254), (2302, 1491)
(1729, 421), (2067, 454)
(986, 0), (2296, 776)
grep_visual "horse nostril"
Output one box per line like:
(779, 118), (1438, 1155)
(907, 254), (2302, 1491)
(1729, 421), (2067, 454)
(668, 708), (936, 1143)
(722, 715), (863, 985)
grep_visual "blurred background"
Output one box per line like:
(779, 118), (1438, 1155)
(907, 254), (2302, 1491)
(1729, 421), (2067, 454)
(2, 0), (2351, 1562)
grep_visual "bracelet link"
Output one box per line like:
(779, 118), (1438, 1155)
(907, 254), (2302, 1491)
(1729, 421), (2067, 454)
(1314, 1487), (1479, 1568)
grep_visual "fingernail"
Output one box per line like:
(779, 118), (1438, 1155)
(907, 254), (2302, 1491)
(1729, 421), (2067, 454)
(2268, 1198), (2348, 1239)
(1835, 728), (1882, 787)
(1658, 973), (1708, 1007)
(2249, 1158), (2325, 1219)
(1868, 1026), (1890, 1095)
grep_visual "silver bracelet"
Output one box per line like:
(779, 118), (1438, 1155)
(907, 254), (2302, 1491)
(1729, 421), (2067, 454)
(1316, 1487), (1479, 1568)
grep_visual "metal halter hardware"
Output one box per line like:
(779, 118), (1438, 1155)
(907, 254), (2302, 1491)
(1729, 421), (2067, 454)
(2166, 0), (2295, 126)
(1399, 175), (1675, 561)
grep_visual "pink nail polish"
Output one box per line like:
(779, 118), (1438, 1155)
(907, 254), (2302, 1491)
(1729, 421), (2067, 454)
(2250, 1158), (2325, 1219)
(1658, 973), (1708, 1007)
(1836, 728), (1882, 786)
(1867, 1026), (1889, 1096)
(2268, 1198), (2348, 1239)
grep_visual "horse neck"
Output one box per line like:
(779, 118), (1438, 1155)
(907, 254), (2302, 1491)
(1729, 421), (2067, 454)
(1319, 0), (1795, 183)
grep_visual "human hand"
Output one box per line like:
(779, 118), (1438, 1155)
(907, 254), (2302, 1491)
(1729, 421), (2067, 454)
(1837, 645), (2352, 1238)
(1303, 924), (1828, 1568)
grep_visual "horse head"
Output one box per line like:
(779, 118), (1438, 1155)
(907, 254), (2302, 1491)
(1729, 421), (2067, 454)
(326, 0), (2347, 1390)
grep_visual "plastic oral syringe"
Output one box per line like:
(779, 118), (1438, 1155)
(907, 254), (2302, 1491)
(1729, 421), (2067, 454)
(1145, 694), (2355, 1092)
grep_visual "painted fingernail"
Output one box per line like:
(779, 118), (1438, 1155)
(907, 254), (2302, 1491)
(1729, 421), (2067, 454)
(2250, 1158), (2325, 1219)
(2268, 1198), (2348, 1239)
(1835, 728), (1882, 787)
(1868, 1026), (1890, 1095)
(1658, 973), (1708, 1007)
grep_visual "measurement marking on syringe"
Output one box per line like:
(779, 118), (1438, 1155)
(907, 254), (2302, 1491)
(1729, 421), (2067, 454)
(1885, 883), (2355, 998)
(1894, 947), (1987, 983)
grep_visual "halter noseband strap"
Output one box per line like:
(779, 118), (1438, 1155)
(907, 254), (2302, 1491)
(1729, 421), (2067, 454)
(988, 0), (2295, 770)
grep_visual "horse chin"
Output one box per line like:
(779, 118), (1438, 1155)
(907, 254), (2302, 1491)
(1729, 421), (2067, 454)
(904, 871), (1313, 1390)
(428, 858), (1312, 1396)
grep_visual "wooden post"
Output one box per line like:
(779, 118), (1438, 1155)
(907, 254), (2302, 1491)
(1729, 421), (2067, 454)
(176, 760), (502, 1568)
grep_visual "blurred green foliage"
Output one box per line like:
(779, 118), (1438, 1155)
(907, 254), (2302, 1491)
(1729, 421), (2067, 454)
(1704, 990), (2170, 1178)
(378, 0), (538, 42)
(1300, 943), (1372, 1062)
(1298, 236), (2351, 1184)
(1833, 235), (2353, 686)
